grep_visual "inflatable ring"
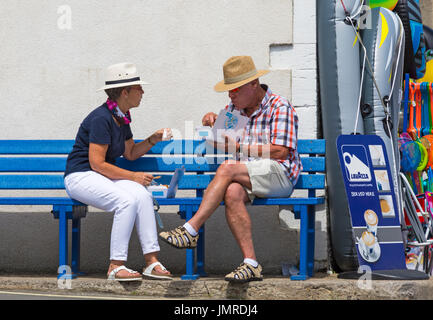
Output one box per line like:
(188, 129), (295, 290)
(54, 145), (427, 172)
(422, 134), (433, 168)
(369, 0), (398, 10)
(416, 140), (428, 171)
(420, 136), (433, 169)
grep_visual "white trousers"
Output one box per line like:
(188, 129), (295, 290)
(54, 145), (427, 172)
(64, 171), (160, 261)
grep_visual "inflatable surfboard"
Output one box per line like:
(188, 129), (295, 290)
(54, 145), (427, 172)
(360, 6), (405, 218)
(317, 0), (364, 271)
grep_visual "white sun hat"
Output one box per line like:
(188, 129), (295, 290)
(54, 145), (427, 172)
(97, 62), (149, 91)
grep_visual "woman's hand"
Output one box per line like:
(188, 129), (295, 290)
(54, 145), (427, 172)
(132, 172), (155, 186)
(202, 112), (218, 127)
(149, 128), (173, 144)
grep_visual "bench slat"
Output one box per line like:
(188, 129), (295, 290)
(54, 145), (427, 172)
(0, 156), (325, 173)
(116, 157), (220, 172)
(0, 140), (75, 154)
(0, 197), (83, 205)
(297, 139), (325, 154)
(0, 158), (67, 172)
(252, 197), (325, 205)
(0, 139), (326, 155)
(0, 173), (325, 190)
(145, 140), (208, 155)
(145, 197), (325, 206)
(0, 175), (66, 189)
(142, 174), (326, 189)
(0, 140), (206, 155)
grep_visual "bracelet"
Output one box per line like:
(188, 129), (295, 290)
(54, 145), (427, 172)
(147, 137), (155, 146)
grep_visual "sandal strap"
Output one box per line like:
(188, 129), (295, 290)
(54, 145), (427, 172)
(111, 265), (138, 275)
(144, 261), (167, 274)
(234, 264), (254, 279)
(107, 265), (141, 280)
(163, 226), (198, 248)
(226, 263), (262, 280)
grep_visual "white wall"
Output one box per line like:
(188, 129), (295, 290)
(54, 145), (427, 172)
(0, 0), (325, 274)
(2, 0), (296, 139)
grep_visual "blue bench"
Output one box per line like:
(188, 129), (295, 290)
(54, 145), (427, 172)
(0, 139), (325, 280)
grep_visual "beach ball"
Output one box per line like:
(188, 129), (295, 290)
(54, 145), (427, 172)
(368, 0), (398, 10)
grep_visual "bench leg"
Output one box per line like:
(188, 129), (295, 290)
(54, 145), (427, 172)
(291, 205), (315, 280)
(181, 206), (199, 280)
(58, 207), (69, 279)
(71, 218), (83, 276)
(196, 225), (207, 277)
(307, 205), (315, 277)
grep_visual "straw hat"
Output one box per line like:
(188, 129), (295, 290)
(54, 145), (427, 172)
(214, 56), (270, 92)
(97, 62), (149, 91)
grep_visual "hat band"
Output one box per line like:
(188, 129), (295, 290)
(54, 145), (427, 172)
(224, 69), (258, 85)
(105, 77), (141, 85)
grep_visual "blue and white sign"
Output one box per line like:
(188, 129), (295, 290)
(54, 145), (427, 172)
(342, 145), (372, 182)
(337, 135), (406, 270)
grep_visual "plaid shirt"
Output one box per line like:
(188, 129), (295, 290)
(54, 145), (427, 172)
(225, 84), (302, 185)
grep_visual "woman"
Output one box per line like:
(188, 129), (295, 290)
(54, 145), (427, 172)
(64, 62), (172, 281)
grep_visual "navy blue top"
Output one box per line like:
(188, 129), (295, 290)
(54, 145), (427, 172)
(64, 103), (133, 177)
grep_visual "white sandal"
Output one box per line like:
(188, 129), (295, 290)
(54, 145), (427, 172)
(107, 265), (142, 282)
(143, 262), (173, 280)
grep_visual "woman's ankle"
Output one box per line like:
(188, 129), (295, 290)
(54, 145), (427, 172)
(108, 260), (125, 271)
(144, 253), (159, 267)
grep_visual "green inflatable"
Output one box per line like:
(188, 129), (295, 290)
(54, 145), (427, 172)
(368, 0), (398, 9)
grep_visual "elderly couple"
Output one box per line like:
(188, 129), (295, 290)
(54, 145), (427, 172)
(63, 56), (302, 283)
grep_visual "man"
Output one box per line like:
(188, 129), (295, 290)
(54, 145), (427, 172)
(159, 55), (302, 282)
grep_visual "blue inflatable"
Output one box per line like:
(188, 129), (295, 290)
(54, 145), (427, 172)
(394, 0), (426, 79)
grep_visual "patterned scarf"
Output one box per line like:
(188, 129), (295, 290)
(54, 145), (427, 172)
(106, 98), (131, 125)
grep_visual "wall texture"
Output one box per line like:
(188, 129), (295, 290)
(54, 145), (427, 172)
(421, 0), (433, 28)
(0, 0), (323, 275)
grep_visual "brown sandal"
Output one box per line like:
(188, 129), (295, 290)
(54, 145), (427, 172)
(159, 226), (198, 249)
(224, 262), (263, 283)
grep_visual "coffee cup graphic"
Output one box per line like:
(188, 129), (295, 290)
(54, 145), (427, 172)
(379, 195), (395, 218)
(364, 209), (378, 236)
(379, 197), (394, 217)
(360, 231), (378, 259)
(356, 231), (381, 262)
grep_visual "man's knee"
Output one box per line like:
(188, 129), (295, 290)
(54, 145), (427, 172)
(216, 160), (239, 177)
(225, 183), (248, 205)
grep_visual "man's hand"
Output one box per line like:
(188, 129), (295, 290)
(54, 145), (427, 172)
(221, 134), (240, 155)
(202, 112), (218, 127)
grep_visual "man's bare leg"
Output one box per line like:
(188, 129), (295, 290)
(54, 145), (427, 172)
(159, 160), (253, 249)
(224, 182), (256, 261)
(187, 160), (252, 232)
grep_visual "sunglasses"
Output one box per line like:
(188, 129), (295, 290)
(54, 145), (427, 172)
(229, 87), (240, 93)
(229, 81), (255, 94)
(130, 85), (143, 91)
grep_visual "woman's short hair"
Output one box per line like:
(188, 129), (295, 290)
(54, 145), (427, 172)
(104, 86), (132, 101)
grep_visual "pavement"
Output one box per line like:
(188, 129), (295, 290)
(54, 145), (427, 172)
(1, 271), (433, 300)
